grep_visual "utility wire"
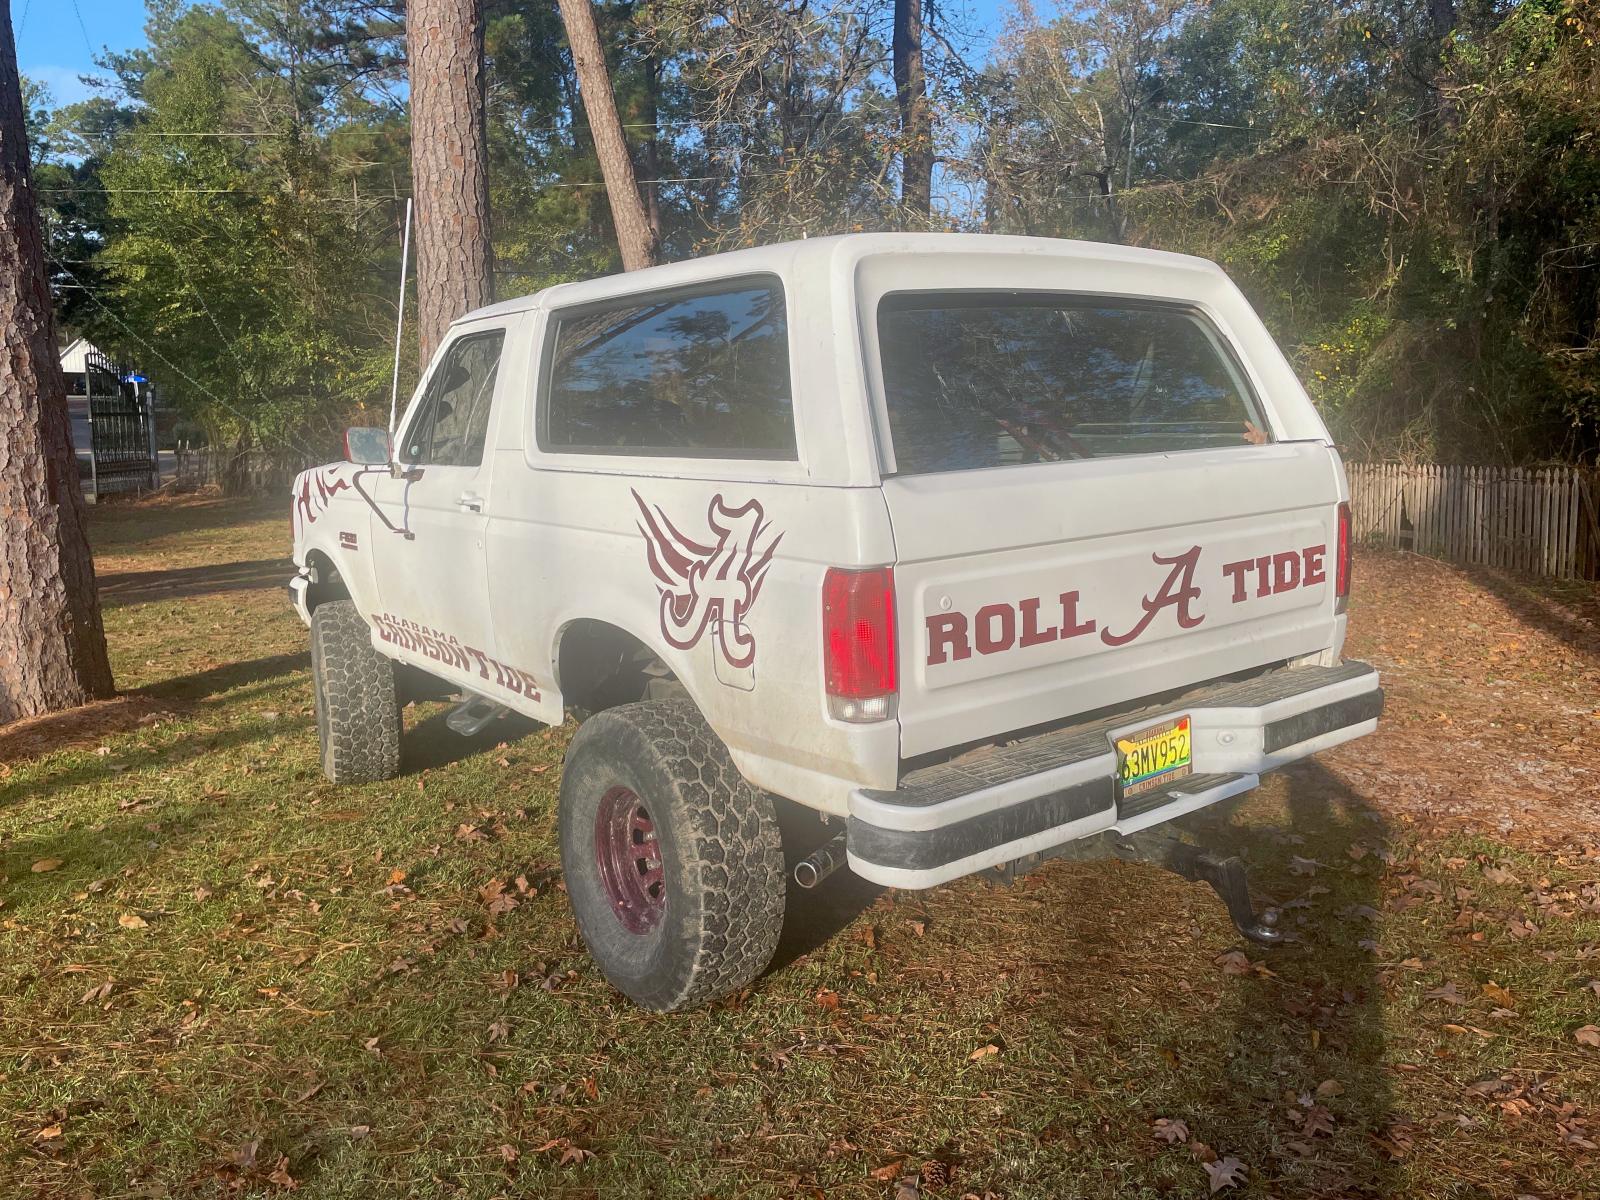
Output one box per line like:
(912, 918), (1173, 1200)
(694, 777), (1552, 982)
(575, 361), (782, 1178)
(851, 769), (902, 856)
(67, 0), (97, 66)
(36, 169), (783, 199)
(47, 253), (322, 461)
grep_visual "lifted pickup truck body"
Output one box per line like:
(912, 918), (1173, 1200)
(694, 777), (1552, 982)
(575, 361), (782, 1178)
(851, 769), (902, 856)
(291, 233), (1380, 1009)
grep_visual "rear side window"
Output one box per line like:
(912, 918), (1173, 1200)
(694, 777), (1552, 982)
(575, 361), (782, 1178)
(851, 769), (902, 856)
(542, 277), (795, 458)
(877, 294), (1266, 475)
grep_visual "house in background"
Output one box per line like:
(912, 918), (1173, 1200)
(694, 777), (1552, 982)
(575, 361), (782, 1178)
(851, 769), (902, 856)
(61, 336), (161, 500)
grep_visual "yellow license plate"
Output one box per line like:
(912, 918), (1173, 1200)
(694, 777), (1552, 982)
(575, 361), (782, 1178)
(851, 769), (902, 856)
(1115, 715), (1193, 799)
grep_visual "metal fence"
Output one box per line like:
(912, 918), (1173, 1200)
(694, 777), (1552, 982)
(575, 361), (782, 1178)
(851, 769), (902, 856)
(1347, 463), (1600, 580)
(69, 348), (159, 498)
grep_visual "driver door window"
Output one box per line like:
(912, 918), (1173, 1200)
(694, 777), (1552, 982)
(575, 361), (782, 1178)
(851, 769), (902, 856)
(403, 331), (505, 466)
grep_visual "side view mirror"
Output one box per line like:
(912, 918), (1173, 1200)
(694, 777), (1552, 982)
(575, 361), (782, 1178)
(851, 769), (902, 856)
(343, 426), (391, 466)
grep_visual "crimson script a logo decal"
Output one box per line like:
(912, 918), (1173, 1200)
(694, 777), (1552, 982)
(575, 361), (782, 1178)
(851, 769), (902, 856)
(631, 490), (782, 670)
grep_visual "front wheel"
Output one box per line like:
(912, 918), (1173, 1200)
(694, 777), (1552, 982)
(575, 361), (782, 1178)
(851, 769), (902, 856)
(309, 600), (402, 784)
(558, 699), (786, 1012)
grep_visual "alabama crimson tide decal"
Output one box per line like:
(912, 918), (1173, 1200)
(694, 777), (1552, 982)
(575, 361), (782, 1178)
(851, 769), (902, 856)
(927, 542), (1330, 666)
(632, 490), (782, 670)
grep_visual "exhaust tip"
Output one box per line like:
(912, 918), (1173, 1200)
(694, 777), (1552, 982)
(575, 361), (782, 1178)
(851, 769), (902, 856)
(793, 832), (848, 890)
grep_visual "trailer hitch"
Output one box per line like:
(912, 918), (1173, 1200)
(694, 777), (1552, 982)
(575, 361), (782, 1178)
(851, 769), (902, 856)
(1114, 833), (1283, 945)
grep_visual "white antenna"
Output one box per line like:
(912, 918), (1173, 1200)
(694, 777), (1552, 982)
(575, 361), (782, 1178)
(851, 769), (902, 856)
(388, 197), (414, 432)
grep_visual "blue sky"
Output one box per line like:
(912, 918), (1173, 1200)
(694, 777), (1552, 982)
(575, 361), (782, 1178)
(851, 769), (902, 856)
(16, 0), (148, 106)
(15, 0), (1015, 109)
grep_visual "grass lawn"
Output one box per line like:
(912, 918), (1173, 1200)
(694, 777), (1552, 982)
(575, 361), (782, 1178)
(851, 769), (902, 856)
(3, 494), (1598, 1198)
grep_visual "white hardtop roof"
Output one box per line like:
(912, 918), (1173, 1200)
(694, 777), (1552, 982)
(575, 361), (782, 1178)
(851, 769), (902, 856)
(452, 232), (1226, 327)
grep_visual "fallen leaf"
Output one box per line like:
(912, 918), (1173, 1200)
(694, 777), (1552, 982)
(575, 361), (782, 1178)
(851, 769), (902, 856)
(815, 988), (841, 1011)
(1315, 1079), (1345, 1098)
(1300, 1104), (1337, 1137)
(31, 858), (64, 873)
(1575, 1025), (1600, 1048)
(869, 1160), (906, 1182)
(1215, 950), (1252, 975)
(117, 912), (149, 930)
(1481, 981), (1516, 1009)
(968, 1042), (1001, 1062)
(1482, 864), (1520, 885)
(267, 1154), (298, 1189)
(1425, 982), (1468, 1004)
(1203, 1156), (1247, 1193)
(78, 979), (114, 1006)
(487, 1018), (511, 1044)
(34, 1123), (63, 1141)
(1152, 1117), (1190, 1144)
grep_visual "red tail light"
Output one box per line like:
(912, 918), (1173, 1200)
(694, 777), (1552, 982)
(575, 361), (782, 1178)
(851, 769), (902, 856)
(1335, 501), (1352, 611)
(822, 566), (896, 722)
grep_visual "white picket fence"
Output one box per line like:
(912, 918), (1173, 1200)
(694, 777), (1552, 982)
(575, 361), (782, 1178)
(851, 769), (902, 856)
(1347, 463), (1600, 580)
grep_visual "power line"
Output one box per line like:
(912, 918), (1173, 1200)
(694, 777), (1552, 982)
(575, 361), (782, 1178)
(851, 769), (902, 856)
(67, 0), (97, 65)
(36, 169), (781, 200)
(47, 253), (322, 461)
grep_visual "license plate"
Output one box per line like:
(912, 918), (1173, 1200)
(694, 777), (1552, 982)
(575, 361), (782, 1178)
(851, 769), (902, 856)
(1115, 714), (1193, 799)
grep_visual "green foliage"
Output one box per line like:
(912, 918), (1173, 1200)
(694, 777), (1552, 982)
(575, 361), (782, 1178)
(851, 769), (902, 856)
(980, 0), (1600, 463)
(28, 0), (1599, 464)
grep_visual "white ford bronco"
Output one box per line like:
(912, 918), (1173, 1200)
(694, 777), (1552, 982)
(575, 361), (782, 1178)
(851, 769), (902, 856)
(289, 233), (1382, 1011)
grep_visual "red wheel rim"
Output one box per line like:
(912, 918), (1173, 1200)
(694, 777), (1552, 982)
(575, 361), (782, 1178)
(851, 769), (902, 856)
(593, 786), (665, 934)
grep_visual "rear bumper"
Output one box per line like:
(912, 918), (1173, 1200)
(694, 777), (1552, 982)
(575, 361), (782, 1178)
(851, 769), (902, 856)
(847, 661), (1382, 889)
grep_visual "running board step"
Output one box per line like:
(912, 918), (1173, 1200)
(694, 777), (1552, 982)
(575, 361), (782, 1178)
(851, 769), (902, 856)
(446, 695), (508, 737)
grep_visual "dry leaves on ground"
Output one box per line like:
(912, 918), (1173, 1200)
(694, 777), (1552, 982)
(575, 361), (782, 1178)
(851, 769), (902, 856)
(1203, 1156), (1247, 1193)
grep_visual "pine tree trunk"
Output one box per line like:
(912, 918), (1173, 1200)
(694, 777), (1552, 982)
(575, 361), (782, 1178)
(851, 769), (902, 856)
(894, 0), (932, 217)
(0, 13), (115, 724)
(556, 0), (658, 272)
(407, 0), (495, 369)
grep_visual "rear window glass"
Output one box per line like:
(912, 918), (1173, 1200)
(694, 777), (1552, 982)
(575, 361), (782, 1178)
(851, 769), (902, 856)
(877, 294), (1266, 475)
(543, 278), (795, 458)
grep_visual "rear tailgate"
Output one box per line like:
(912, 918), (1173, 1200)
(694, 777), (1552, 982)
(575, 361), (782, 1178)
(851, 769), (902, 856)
(886, 442), (1344, 758)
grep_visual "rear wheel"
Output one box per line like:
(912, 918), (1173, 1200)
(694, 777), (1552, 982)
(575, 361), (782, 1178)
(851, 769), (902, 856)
(558, 699), (786, 1012)
(310, 600), (402, 784)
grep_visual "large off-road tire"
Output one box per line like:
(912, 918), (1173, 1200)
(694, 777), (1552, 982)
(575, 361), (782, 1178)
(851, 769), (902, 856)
(310, 600), (402, 784)
(559, 699), (786, 1012)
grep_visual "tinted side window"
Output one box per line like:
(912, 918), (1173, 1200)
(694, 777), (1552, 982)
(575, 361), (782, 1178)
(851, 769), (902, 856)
(404, 331), (505, 467)
(544, 279), (795, 458)
(878, 296), (1264, 475)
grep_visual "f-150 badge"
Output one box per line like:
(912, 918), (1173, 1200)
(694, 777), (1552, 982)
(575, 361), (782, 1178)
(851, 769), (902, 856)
(632, 490), (782, 670)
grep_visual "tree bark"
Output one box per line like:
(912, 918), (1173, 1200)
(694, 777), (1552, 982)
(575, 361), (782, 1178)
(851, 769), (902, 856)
(0, 10), (114, 724)
(556, 0), (658, 271)
(407, 0), (494, 369)
(893, 0), (932, 216)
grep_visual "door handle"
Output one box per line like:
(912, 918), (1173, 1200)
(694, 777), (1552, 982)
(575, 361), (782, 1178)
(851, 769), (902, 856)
(458, 492), (484, 513)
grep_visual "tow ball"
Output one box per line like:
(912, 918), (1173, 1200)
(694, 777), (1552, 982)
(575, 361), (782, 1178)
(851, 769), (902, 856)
(1113, 833), (1284, 946)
